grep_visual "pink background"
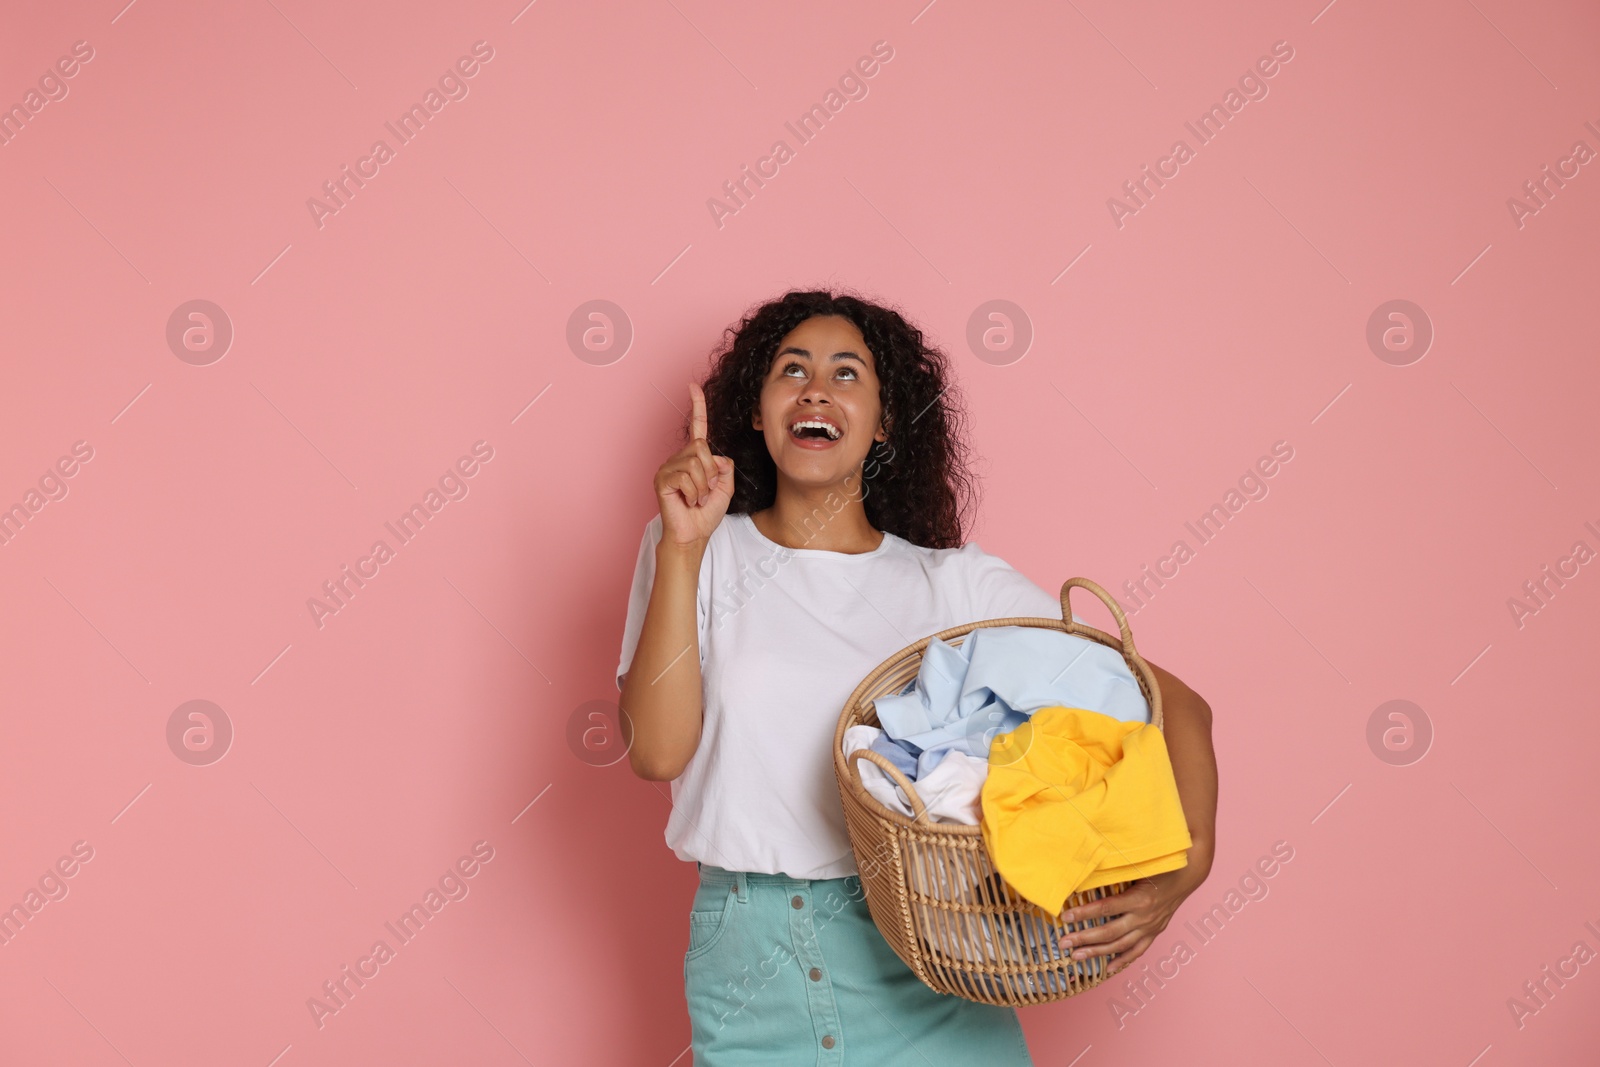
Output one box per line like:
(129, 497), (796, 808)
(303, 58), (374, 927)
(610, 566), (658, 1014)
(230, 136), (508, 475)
(3, 0), (1597, 1063)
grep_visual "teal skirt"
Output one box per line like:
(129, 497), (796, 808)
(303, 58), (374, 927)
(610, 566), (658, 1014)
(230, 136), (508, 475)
(685, 862), (1034, 1066)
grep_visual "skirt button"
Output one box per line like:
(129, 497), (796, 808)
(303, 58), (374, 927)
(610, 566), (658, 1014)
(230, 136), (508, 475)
(809, 967), (822, 981)
(821, 1035), (835, 1049)
(791, 895), (804, 909)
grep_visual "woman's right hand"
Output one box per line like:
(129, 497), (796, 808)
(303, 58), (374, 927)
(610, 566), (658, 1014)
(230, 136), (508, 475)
(655, 381), (736, 548)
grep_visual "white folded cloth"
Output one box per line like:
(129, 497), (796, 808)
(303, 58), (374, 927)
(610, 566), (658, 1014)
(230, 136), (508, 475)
(843, 724), (987, 824)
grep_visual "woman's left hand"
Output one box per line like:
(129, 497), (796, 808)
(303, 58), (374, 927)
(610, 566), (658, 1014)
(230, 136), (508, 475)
(1056, 659), (1217, 978)
(1056, 864), (1206, 978)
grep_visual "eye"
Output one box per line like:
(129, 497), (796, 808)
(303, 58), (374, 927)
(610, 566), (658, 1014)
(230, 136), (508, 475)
(778, 360), (861, 380)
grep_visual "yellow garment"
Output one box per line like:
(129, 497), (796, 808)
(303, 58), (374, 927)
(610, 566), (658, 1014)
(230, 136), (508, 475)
(979, 705), (1192, 917)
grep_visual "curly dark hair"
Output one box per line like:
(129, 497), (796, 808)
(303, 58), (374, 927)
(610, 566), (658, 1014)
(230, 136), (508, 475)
(685, 289), (979, 550)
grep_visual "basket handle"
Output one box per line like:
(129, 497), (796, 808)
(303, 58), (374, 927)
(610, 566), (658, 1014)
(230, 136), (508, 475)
(847, 748), (931, 822)
(1060, 576), (1164, 730)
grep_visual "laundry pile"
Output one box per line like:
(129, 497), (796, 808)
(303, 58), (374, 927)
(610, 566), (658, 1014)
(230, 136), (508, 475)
(841, 626), (1193, 984)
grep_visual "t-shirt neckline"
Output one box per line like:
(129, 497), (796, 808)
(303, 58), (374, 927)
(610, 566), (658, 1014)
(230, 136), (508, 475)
(737, 512), (895, 559)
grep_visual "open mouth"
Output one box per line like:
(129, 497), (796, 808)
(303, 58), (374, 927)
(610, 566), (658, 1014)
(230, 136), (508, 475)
(789, 418), (842, 442)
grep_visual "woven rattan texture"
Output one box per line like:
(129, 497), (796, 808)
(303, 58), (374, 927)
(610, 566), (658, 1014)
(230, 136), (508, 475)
(831, 577), (1167, 1006)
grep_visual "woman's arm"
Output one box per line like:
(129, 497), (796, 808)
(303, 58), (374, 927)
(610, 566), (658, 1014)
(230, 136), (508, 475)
(1056, 658), (1218, 974)
(1145, 659), (1217, 880)
(620, 537), (708, 781)
(624, 380), (734, 781)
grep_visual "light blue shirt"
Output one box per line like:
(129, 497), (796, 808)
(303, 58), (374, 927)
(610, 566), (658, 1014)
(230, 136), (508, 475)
(871, 625), (1151, 780)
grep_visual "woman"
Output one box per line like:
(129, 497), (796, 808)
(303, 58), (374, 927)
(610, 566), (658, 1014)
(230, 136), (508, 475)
(616, 290), (1218, 1065)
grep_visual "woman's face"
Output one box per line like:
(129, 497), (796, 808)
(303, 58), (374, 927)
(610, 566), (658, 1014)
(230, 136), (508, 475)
(751, 314), (889, 490)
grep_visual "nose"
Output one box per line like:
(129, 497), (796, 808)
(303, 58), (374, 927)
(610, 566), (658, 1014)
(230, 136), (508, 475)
(798, 378), (835, 405)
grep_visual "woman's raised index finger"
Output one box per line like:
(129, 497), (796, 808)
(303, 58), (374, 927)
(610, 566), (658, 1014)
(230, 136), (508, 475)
(689, 381), (707, 441)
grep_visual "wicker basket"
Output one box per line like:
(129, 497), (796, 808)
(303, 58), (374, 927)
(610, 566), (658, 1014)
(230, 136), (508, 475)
(830, 576), (1166, 1006)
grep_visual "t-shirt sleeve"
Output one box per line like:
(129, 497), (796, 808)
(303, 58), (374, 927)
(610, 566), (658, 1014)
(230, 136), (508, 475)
(615, 514), (708, 692)
(961, 543), (1087, 626)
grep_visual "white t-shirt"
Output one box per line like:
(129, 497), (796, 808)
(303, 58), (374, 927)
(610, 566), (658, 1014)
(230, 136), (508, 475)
(615, 510), (1082, 879)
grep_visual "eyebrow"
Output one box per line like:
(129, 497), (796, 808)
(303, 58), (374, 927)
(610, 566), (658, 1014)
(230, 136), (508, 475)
(774, 345), (867, 366)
